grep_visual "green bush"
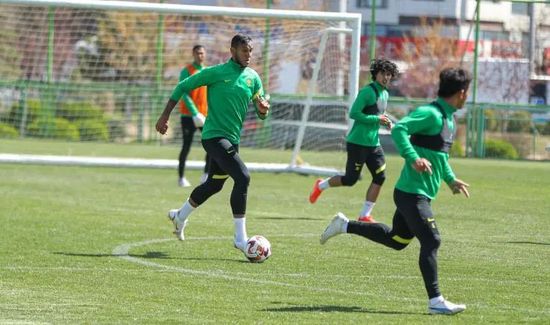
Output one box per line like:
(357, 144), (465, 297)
(27, 117), (80, 141)
(7, 100), (111, 142)
(0, 123), (19, 138)
(484, 109), (499, 132)
(484, 138), (519, 159)
(57, 102), (104, 121)
(541, 121), (550, 136)
(8, 99), (43, 128)
(78, 119), (109, 141)
(450, 141), (464, 158)
(506, 111), (532, 133)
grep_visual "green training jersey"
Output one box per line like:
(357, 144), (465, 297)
(170, 59), (265, 144)
(391, 97), (457, 199)
(346, 81), (388, 147)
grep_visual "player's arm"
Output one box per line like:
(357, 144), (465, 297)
(443, 160), (470, 197)
(349, 88), (382, 125)
(392, 107), (438, 169)
(252, 76), (269, 120)
(156, 68), (213, 135)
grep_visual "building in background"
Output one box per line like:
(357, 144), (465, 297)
(348, 0), (550, 104)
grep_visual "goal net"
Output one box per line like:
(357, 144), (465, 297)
(0, 0), (361, 174)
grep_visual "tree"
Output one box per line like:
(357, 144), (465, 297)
(397, 17), (460, 99)
(97, 12), (160, 82)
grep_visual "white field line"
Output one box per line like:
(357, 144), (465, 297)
(111, 238), (393, 300)
(109, 237), (550, 315)
(0, 237), (547, 314)
(1, 264), (546, 287)
(0, 153), (341, 176)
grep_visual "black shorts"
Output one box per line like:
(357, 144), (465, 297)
(344, 142), (386, 181)
(201, 137), (246, 178)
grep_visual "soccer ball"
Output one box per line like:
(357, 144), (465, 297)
(244, 235), (271, 263)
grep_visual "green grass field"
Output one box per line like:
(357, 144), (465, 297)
(1, 139), (549, 323)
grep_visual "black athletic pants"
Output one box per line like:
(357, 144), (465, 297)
(347, 188), (442, 299)
(178, 116), (209, 178)
(189, 137), (249, 216)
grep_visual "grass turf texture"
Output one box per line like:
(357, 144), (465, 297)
(1, 139), (549, 323)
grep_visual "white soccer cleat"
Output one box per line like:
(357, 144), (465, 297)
(320, 212), (349, 245)
(178, 177), (191, 187)
(233, 238), (247, 253)
(168, 209), (188, 241)
(428, 299), (466, 315)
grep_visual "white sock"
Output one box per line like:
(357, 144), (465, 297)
(233, 217), (248, 244)
(318, 178), (330, 190)
(341, 220), (349, 233)
(177, 199), (195, 221)
(359, 201), (375, 217)
(429, 296), (444, 305)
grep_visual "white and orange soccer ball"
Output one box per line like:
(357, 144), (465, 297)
(244, 235), (272, 263)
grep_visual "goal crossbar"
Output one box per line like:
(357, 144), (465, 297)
(0, 0), (361, 22)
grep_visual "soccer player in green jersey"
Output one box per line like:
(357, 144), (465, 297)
(155, 34), (270, 253)
(309, 59), (398, 223)
(320, 67), (471, 315)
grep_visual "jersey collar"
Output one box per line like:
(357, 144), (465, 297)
(435, 97), (457, 116)
(373, 81), (385, 91)
(228, 58), (246, 70)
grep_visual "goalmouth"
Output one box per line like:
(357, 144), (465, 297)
(0, 0), (361, 176)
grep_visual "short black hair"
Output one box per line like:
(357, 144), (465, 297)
(192, 44), (204, 53)
(231, 34), (252, 48)
(370, 58), (399, 79)
(437, 67), (472, 97)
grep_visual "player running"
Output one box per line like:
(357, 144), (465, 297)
(320, 67), (471, 315)
(309, 58), (398, 223)
(156, 34), (270, 253)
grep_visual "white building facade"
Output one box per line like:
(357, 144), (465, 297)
(347, 0), (550, 72)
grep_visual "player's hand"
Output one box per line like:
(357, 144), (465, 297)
(156, 114), (170, 135)
(449, 178), (470, 198)
(193, 113), (206, 127)
(412, 158), (432, 175)
(257, 94), (270, 116)
(379, 114), (392, 129)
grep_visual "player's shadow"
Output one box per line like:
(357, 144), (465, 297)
(175, 257), (251, 263)
(505, 241), (550, 246)
(263, 304), (421, 315)
(54, 251), (173, 259)
(256, 216), (325, 221)
(54, 252), (246, 263)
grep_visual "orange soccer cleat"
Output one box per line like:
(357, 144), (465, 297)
(309, 179), (323, 204)
(357, 215), (377, 223)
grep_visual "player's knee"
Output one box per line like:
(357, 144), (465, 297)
(372, 172), (386, 186)
(421, 234), (441, 251)
(341, 174), (359, 186)
(432, 234), (441, 250)
(205, 177), (226, 193)
(234, 171), (250, 188)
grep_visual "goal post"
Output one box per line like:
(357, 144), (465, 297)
(0, 0), (361, 175)
(290, 26), (353, 168)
